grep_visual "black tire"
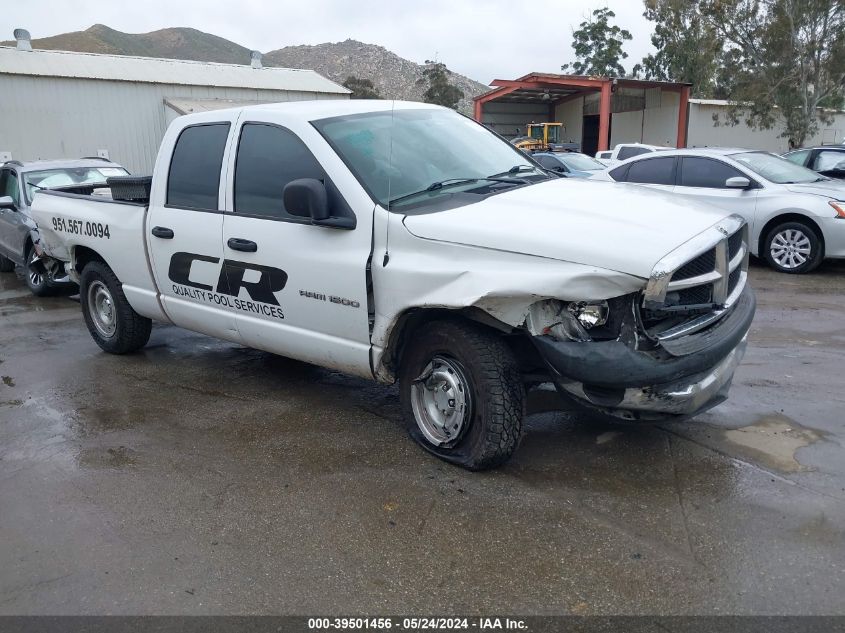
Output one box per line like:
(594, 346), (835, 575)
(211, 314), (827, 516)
(25, 246), (61, 297)
(0, 254), (14, 273)
(80, 261), (151, 354)
(398, 320), (525, 470)
(763, 221), (823, 274)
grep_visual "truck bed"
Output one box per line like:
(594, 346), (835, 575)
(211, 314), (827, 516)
(31, 190), (161, 317)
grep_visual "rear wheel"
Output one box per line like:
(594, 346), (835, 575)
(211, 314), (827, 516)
(398, 320), (525, 470)
(80, 261), (151, 354)
(763, 221), (823, 274)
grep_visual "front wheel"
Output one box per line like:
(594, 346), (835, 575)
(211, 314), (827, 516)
(80, 261), (152, 354)
(398, 320), (525, 470)
(763, 221), (823, 274)
(25, 247), (57, 296)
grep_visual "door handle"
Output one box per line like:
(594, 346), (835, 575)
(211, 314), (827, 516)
(227, 237), (258, 252)
(151, 226), (174, 239)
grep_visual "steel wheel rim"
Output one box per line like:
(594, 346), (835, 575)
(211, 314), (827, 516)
(28, 251), (43, 287)
(87, 280), (117, 338)
(771, 229), (811, 269)
(410, 355), (472, 447)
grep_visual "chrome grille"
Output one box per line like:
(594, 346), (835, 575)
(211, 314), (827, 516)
(643, 215), (749, 341)
(672, 248), (716, 281)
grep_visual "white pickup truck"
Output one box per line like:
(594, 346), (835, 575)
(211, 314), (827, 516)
(30, 101), (755, 470)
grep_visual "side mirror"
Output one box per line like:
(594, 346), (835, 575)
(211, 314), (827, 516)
(282, 178), (354, 229)
(725, 176), (751, 189)
(0, 196), (15, 210)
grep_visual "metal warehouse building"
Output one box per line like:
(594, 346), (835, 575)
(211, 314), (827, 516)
(0, 31), (350, 173)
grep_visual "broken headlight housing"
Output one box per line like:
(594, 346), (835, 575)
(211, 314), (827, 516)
(526, 296), (632, 343)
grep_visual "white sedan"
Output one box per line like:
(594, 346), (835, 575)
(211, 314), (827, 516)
(596, 148), (845, 273)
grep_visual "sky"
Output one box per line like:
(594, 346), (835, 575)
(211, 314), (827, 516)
(4, 0), (656, 84)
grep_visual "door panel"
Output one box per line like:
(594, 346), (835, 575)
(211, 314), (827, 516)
(675, 157), (759, 228)
(0, 170), (25, 261)
(221, 216), (372, 375)
(146, 121), (241, 342)
(218, 119), (373, 376)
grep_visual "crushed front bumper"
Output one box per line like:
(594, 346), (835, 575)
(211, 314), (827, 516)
(531, 286), (755, 421)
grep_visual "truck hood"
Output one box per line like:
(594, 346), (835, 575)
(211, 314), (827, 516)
(785, 181), (845, 199)
(402, 179), (731, 279)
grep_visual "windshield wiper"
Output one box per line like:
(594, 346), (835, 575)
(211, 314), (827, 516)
(388, 177), (527, 206)
(488, 164), (546, 179)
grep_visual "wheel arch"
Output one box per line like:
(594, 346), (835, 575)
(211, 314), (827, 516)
(71, 245), (109, 275)
(376, 307), (543, 383)
(758, 213), (825, 259)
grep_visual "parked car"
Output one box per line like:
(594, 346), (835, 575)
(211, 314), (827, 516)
(595, 143), (671, 166)
(0, 158), (129, 295)
(532, 152), (606, 178)
(783, 145), (845, 180)
(598, 148), (845, 274)
(30, 100), (753, 469)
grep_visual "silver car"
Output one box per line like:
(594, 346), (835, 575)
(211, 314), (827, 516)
(0, 158), (128, 294)
(599, 148), (845, 273)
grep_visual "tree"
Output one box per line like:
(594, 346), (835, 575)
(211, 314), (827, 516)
(636, 0), (723, 97)
(643, 0), (845, 146)
(561, 8), (633, 77)
(419, 61), (464, 109)
(342, 76), (381, 99)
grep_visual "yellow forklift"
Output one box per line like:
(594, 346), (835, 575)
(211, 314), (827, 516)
(512, 123), (578, 153)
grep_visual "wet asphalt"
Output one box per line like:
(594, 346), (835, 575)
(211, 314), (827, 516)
(0, 260), (843, 615)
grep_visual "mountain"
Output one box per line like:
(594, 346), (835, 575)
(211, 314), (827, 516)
(264, 39), (489, 112)
(7, 24), (253, 64)
(4, 25), (489, 111)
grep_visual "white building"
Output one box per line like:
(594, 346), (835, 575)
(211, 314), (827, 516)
(0, 31), (350, 173)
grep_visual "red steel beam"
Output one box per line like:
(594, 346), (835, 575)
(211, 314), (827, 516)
(676, 85), (691, 148)
(598, 82), (612, 151)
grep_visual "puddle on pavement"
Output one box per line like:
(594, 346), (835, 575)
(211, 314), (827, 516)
(723, 414), (823, 473)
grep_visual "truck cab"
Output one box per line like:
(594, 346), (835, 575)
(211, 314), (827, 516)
(30, 101), (755, 470)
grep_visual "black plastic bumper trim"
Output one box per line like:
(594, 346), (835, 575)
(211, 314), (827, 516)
(531, 285), (755, 389)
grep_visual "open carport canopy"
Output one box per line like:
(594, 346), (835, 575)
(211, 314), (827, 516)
(473, 73), (692, 152)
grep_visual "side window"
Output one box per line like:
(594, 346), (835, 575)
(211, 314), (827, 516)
(679, 157), (746, 189)
(598, 152), (612, 159)
(0, 170), (20, 206)
(609, 164), (630, 181)
(626, 157), (676, 185)
(784, 149), (810, 166)
(813, 150), (845, 171)
(234, 123), (325, 220)
(618, 146), (651, 161)
(167, 123), (231, 211)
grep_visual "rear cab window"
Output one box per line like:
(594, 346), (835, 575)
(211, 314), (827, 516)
(617, 146), (652, 161)
(167, 123), (231, 210)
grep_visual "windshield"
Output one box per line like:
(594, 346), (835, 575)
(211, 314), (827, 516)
(314, 108), (545, 208)
(24, 166), (128, 204)
(560, 153), (606, 171)
(731, 151), (825, 184)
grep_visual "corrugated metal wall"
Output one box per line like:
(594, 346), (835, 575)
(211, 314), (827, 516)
(0, 75), (346, 173)
(480, 102), (552, 139)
